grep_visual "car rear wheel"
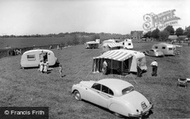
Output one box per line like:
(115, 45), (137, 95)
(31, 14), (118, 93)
(73, 90), (81, 101)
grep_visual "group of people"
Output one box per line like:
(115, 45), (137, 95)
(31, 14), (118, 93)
(8, 48), (22, 56)
(38, 50), (65, 77)
(39, 58), (65, 78)
(102, 59), (158, 77)
(39, 59), (49, 74)
(39, 51), (49, 73)
(137, 59), (158, 77)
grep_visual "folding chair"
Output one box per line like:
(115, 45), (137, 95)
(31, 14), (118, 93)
(177, 78), (187, 88)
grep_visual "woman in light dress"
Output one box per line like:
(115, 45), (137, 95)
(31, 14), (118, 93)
(39, 60), (44, 73)
(43, 60), (49, 74)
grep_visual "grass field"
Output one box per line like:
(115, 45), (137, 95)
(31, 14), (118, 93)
(0, 41), (190, 119)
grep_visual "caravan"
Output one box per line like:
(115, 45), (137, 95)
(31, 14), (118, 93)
(20, 49), (58, 68)
(92, 49), (147, 75)
(85, 39), (100, 49)
(152, 43), (177, 55)
(85, 41), (99, 49)
(122, 39), (133, 49)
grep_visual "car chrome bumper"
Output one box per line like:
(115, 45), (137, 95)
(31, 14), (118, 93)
(128, 104), (153, 117)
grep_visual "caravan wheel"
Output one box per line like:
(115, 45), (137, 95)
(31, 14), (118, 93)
(20, 65), (24, 69)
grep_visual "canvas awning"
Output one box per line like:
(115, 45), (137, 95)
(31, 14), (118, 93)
(105, 43), (123, 48)
(94, 49), (133, 61)
(86, 41), (99, 44)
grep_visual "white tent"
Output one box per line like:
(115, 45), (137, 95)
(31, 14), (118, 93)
(102, 39), (116, 44)
(102, 42), (123, 53)
(92, 49), (147, 75)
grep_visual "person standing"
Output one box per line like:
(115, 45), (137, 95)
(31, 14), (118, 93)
(43, 60), (49, 74)
(39, 60), (44, 73)
(137, 59), (143, 77)
(59, 64), (63, 78)
(150, 59), (158, 76)
(137, 64), (142, 77)
(102, 60), (108, 75)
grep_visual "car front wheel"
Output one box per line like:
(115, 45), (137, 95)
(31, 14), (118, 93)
(73, 90), (81, 101)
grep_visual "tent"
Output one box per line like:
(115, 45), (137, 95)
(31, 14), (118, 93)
(102, 42), (123, 53)
(102, 39), (116, 44)
(85, 41), (99, 49)
(152, 43), (177, 55)
(92, 49), (147, 75)
(20, 49), (58, 68)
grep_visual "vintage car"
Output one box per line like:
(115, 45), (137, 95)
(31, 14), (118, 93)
(144, 49), (164, 57)
(71, 78), (153, 118)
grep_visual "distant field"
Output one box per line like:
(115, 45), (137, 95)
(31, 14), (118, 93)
(0, 33), (128, 49)
(0, 37), (67, 49)
(0, 42), (189, 119)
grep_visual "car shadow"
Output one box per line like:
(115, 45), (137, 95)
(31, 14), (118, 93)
(82, 100), (153, 119)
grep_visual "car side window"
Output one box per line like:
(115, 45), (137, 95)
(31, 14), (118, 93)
(92, 83), (101, 91)
(101, 85), (114, 95)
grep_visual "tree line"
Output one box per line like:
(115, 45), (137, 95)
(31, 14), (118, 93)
(143, 25), (190, 41)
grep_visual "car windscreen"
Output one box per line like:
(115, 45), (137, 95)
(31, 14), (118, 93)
(122, 86), (134, 95)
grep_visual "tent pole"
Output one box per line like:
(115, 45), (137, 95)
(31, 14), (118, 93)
(111, 59), (114, 77)
(92, 59), (94, 73)
(121, 61), (123, 79)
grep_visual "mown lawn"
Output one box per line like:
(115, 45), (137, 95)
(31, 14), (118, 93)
(0, 42), (189, 119)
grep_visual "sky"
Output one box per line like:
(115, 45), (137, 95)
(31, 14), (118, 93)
(0, 0), (189, 35)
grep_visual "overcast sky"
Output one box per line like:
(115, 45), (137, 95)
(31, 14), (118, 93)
(0, 0), (189, 35)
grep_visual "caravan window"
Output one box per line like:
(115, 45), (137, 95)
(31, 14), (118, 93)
(162, 47), (166, 49)
(168, 48), (173, 50)
(27, 54), (36, 61)
(128, 43), (131, 45)
(155, 46), (158, 49)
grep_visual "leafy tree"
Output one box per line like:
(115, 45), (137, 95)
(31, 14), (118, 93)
(159, 30), (169, 41)
(143, 31), (152, 38)
(58, 32), (65, 37)
(184, 26), (190, 38)
(151, 28), (160, 39)
(92, 34), (100, 40)
(187, 29), (190, 38)
(164, 25), (175, 35)
(175, 27), (184, 36)
(72, 34), (79, 45)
